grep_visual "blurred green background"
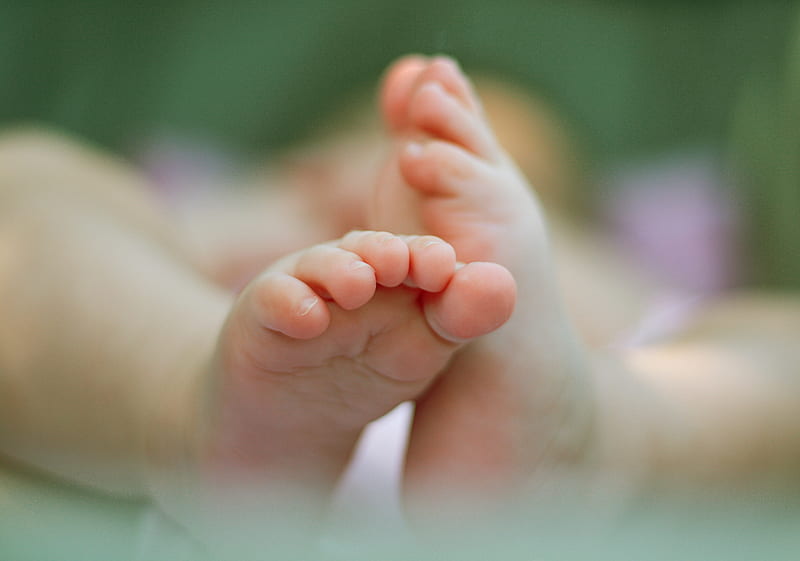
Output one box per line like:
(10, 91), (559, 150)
(1, 3), (799, 558)
(0, 0), (797, 287)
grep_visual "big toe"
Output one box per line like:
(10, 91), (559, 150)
(423, 262), (516, 342)
(380, 55), (429, 131)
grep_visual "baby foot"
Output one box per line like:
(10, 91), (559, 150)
(152, 230), (515, 548)
(207, 230), (514, 474)
(371, 56), (594, 511)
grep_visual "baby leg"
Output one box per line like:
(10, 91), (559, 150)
(150, 230), (515, 551)
(371, 56), (593, 512)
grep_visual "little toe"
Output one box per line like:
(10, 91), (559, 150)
(380, 55), (429, 132)
(423, 262), (516, 342)
(408, 81), (499, 159)
(248, 272), (331, 340)
(403, 235), (457, 292)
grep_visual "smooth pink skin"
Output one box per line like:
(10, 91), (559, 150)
(381, 56), (484, 133)
(423, 261), (517, 343)
(407, 81), (496, 158)
(240, 231), (512, 347)
(380, 55), (429, 132)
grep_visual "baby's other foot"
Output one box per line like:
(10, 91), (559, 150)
(371, 56), (593, 514)
(372, 55), (545, 268)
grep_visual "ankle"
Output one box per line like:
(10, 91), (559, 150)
(140, 289), (230, 511)
(583, 351), (667, 499)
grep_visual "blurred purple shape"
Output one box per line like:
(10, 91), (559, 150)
(135, 133), (238, 207)
(604, 153), (741, 295)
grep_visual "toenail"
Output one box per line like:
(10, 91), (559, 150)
(421, 81), (446, 96)
(422, 238), (443, 248)
(406, 142), (424, 157)
(297, 297), (318, 316)
(436, 55), (460, 71)
(347, 260), (373, 271)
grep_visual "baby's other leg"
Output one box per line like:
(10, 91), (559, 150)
(371, 57), (594, 513)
